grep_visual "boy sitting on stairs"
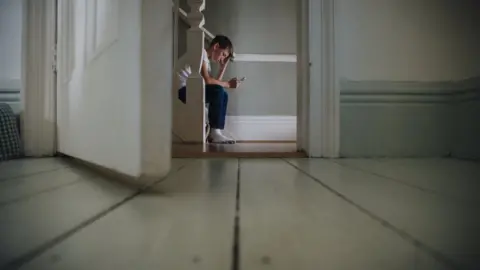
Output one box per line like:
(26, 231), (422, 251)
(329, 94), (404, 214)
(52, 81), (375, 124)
(176, 35), (241, 144)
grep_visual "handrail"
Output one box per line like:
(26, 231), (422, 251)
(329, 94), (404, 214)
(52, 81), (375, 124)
(171, 2), (214, 42)
(177, 7), (214, 42)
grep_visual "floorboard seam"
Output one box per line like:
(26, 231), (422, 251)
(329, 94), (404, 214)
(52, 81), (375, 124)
(333, 160), (435, 193)
(0, 166), (70, 183)
(0, 180), (82, 208)
(331, 160), (477, 204)
(282, 158), (463, 270)
(231, 158), (241, 270)
(3, 160), (195, 270)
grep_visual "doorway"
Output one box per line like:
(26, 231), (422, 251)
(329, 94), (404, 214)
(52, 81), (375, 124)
(170, 0), (304, 158)
(22, 0), (339, 164)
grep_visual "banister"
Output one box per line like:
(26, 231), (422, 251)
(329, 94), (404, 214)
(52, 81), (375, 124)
(172, 2), (214, 42)
(178, 7), (215, 41)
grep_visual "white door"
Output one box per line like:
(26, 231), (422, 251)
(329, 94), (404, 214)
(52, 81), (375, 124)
(56, 0), (140, 173)
(21, 0), (57, 157)
(296, 0), (340, 158)
(56, 0), (172, 177)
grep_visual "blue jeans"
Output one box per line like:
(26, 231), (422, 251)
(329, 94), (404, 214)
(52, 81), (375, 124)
(178, 84), (228, 129)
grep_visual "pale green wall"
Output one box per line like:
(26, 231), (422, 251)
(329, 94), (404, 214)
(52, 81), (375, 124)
(0, 0), (23, 115)
(216, 62), (296, 116)
(336, 0), (480, 158)
(335, 0), (480, 82)
(0, 0), (23, 81)
(203, 0), (296, 55)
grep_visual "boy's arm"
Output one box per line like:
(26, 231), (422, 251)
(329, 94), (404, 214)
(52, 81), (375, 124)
(200, 61), (230, 88)
(216, 61), (228, 80)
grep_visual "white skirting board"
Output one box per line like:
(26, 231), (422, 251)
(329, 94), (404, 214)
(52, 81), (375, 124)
(339, 77), (480, 158)
(224, 116), (297, 141)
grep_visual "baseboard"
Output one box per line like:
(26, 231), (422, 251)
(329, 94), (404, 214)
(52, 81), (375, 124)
(340, 104), (452, 157)
(224, 116), (296, 141)
(339, 76), (480, 157)
(451, 98), (480, 159)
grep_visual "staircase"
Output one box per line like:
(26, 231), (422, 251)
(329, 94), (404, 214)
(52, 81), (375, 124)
(171, 0), (208, 144)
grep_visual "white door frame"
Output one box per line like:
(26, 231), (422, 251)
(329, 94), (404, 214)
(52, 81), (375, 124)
(24, 0), (340, 159)
(21, 0), (57, 157)
(297, 0), (339, 158)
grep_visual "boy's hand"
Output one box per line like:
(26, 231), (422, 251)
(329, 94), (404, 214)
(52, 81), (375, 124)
(228, 78), (241, 89)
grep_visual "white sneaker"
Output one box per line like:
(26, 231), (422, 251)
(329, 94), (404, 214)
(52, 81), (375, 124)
(208, 129), (235, 144)
(219, 130), (236, 144)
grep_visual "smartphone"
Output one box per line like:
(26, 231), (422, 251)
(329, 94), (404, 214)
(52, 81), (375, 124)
(238, 77), (246, 82)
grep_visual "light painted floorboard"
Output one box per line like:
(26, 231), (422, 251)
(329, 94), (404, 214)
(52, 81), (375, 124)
(0, 167), (93, 207)
(0, 158), (69, 181)
(19, 159), (238, 270)
(240, 159), (449, 270)
(287, 158), (480, 270)
(0, 157), (477, 270)
(0, 169), (135, 268)
(335, 158), (480, 203)
(0, 158), (189, 269)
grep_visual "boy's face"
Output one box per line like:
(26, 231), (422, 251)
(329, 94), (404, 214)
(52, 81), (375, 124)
(211, 43), (231, 63)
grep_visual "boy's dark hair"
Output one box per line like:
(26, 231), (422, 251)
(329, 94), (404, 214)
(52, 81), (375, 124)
(210, 35), (234, 57)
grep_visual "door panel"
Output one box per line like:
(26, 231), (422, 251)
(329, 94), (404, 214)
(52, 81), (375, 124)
(56, 0), (142, 176)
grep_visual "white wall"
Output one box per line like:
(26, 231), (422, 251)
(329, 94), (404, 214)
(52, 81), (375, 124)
(336, 0), (480, 158)
(0, 0), (23, 81)
(200, 0), (297, 116)
(57, 0), (172, 177)
(335, 0), (480, 82)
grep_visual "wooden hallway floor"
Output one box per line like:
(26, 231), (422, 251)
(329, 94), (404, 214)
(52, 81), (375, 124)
(172, 142), (305, 158)
(0, 157), (479, 269)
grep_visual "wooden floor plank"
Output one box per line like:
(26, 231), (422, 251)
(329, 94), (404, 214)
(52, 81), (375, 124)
(288, 158), (478, 270)
(0, 158), (68, 181)
(2, 157), (474, 269)
(0, 159), (188, 268)
(0, 167), (98, 207)
(0, 170), (134, 268)
(238, 159), (449, 270)
(172, 142), (305, 158)
(336, 158), (480, 203)
(19, 159), (238, 270)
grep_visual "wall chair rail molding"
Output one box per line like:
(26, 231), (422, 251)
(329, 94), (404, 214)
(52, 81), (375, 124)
(339, 79), (459, 104)
(232, 54), (297, 63)
(339, 78), (480, 103)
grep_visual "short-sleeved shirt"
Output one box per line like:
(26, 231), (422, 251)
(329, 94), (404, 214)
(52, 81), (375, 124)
(175, 49), (211, 88)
